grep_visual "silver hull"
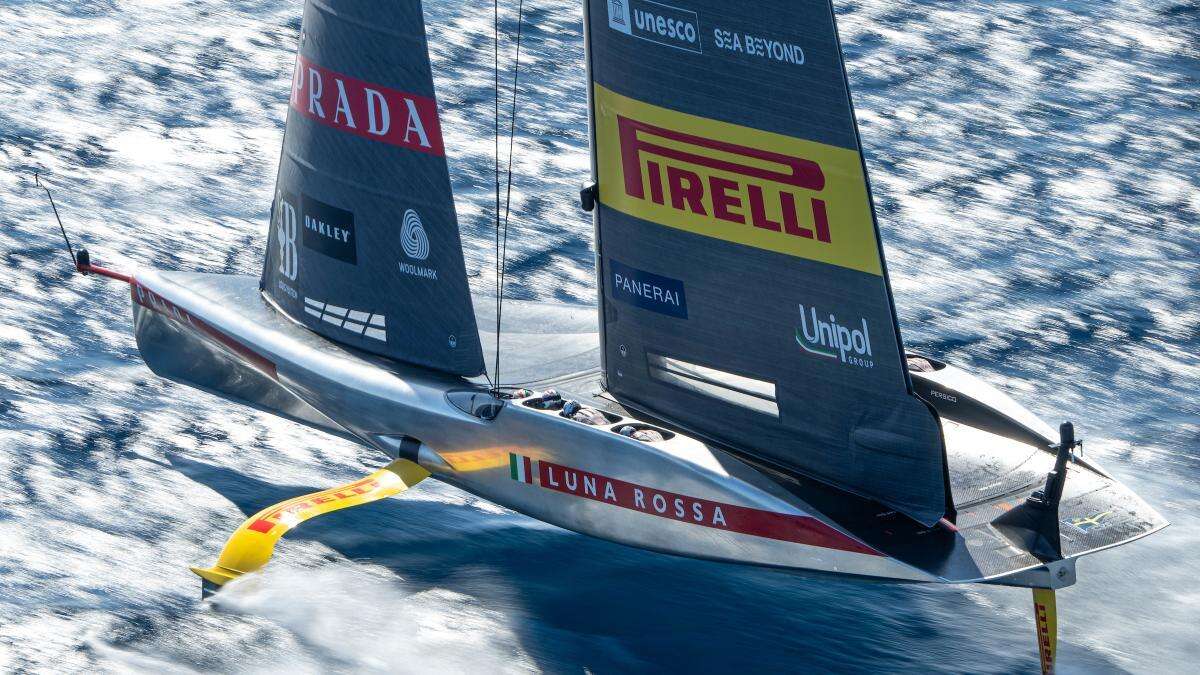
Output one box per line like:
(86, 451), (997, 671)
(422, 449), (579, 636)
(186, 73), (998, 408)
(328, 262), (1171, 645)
(128, 269), (1166, 587)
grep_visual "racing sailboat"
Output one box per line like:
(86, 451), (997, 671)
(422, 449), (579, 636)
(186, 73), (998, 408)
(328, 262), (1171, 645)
(51, 0), (1166, 672)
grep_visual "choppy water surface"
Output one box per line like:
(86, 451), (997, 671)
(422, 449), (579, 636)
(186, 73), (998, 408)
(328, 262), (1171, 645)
(1, 0), (1197, 672)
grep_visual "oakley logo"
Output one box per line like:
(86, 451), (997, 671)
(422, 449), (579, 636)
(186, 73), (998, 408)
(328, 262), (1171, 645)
(300, 193), (356, 264)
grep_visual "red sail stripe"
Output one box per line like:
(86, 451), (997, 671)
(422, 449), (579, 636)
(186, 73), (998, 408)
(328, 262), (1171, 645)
(536, 460), (880, 555)
(290, 55), (445, 156)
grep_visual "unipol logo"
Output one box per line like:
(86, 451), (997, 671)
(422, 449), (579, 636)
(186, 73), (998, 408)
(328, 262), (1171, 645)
(608, 0), (702, 54)
(617, 115), (831, 244)
(398, 209), (437, 281)
(795, 304), (874, 368)
(400, 209), (430, 260)
(276, 191), (299, 281)
(290, 56), (445, 156)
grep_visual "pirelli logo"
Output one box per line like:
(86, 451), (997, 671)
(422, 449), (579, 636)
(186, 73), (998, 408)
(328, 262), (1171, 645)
(595, 84), (883, 276)
(617, 116), (832, 243)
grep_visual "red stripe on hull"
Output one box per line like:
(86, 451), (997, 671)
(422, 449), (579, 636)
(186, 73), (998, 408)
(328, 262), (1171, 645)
(535, 460), (879, 556)
(132, 281), (278, 379)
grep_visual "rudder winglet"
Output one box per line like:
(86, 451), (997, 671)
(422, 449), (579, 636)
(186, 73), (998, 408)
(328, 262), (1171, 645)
(1032, 587), (1057, 675)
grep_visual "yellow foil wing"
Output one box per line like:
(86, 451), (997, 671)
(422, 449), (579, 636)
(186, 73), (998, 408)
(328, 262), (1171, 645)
(191, 458), (430, 590)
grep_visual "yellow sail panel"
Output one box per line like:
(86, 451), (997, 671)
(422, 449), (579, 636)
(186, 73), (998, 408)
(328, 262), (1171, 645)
(594, 84), (882, 276)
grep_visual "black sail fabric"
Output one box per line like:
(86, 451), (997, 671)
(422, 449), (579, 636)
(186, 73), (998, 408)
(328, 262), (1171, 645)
(261, 0), (485, 376)
(585, 0), (948, 524)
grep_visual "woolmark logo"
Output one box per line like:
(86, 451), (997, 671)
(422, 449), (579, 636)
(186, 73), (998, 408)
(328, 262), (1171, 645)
(796, 304), (874, 368)
(608, 0), (702, 54)
(397, 209), (437, 280)
(400, 209), (429, 260)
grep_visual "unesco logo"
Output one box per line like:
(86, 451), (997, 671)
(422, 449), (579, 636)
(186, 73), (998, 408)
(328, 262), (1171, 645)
(607, 0), (702, 54)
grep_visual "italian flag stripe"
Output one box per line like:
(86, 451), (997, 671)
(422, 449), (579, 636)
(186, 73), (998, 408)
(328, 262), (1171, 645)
(509, 453), (535, 484)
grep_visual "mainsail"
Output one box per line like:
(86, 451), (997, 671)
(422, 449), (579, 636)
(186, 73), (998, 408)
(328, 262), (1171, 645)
(584, 0), (949, 524)
(261, 0), (485, 376)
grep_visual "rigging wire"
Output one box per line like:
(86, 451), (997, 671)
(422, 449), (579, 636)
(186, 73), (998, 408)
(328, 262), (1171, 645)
(491, 3), (505, 391)
(496, 0), (525, 391)
(491, 0), (501, 392)
(492, 0), (525, 393)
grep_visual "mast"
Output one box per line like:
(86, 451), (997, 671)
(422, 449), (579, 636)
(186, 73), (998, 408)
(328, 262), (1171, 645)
(261, 0), (485, 377)
(581, 0), (609, 390)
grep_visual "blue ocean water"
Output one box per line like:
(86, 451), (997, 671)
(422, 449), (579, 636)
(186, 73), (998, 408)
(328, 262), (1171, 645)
(1, 0), (1197, 672)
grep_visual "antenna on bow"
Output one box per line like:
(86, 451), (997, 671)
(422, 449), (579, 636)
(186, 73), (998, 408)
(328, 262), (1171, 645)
(34, 173), (130, 283)
(34, 173), (91, 273)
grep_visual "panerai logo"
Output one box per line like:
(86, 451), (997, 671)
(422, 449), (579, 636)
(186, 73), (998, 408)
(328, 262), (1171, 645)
(609, 258), (687, 319)
(796, 304), (874, 368)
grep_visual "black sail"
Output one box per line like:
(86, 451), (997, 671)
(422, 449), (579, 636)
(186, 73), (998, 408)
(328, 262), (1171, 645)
(585, 0), (948, 524)
(261, 0), (485, 376)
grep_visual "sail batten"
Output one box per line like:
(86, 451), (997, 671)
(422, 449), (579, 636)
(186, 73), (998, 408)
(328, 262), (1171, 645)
(585, 0), (948, 524)
(261, 0), (484, 376)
